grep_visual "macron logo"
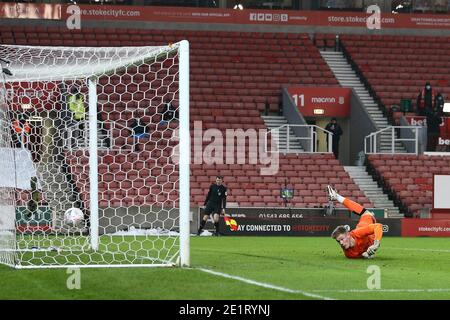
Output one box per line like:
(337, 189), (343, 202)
(311, 97), (336, 103)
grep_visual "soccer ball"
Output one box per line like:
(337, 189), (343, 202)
(64, 207), (84, 226)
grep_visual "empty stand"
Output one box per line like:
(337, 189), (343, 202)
(4, 25), (372, 209)
(368, 154), (450, 215)
(340, 34), (450, 111)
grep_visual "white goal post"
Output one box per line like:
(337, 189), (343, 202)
(0, 41), (190, 268)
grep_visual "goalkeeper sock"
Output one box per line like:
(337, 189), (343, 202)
(342, 198), (366, 215)
(334, 191), (365, 215)
(197, 219), (206, 234)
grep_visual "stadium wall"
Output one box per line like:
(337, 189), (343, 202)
(196, 207), (450, 237)
(349, 89), (378, 163)
(202, 207), (403, 236)
(95, 206), (199, 235)
(1, 4), (450, 36)
(283, 87), (377, 165)
(282, 88), (311, 152)
(402, 218), (450, 237)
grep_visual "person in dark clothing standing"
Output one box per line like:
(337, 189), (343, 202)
(325, 118), (343, 159)
(435, 93), (445, 114)
(417, 82), (436, 116)
(27, 176), (41, 218)
(425, 108), (442, 151)
(197, 176), (227, 236)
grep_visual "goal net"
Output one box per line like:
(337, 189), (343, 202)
(0, 42), (190, 269)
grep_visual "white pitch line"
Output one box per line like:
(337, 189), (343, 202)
(311, 288), (450, 293)
(197, 268), (335, 300)
(384, 247), (450, 253)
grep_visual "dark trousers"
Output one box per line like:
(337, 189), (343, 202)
(427, 134), (439, 151)
(331, 139), (340, 159)
(418, 108), (427, 116)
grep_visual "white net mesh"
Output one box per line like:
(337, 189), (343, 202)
(0, 70), (17, 267)
(0, 42), (188, 268)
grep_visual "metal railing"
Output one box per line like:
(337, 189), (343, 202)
(364, 126), (422, 154)
(65, 121), (89, 151)
(265, 124), (333, 153)
(65, 120), (115, 151)
(65, 120), (168, 152)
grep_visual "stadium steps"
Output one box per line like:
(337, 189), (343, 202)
(344, 166), (403, 217)
(261, 115), (304, 153)
(76, 132), (109, 149)
(320, 51), (407, 153)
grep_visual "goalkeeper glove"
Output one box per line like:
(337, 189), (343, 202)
(366, 240), (380, 256)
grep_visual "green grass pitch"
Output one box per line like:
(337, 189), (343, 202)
(1, 236), (449, 300)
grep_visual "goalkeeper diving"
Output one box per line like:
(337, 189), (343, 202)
(328, 185), (383, 259)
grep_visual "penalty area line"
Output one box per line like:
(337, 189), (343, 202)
(196, 267), (335, 300)
(383, 247), (450, 253)
(311, 288), (450, 293)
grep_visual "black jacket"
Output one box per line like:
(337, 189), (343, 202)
(204, 184), (227, 209)
(325, 122), (343, 141)
(425, 109), (442, 134)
